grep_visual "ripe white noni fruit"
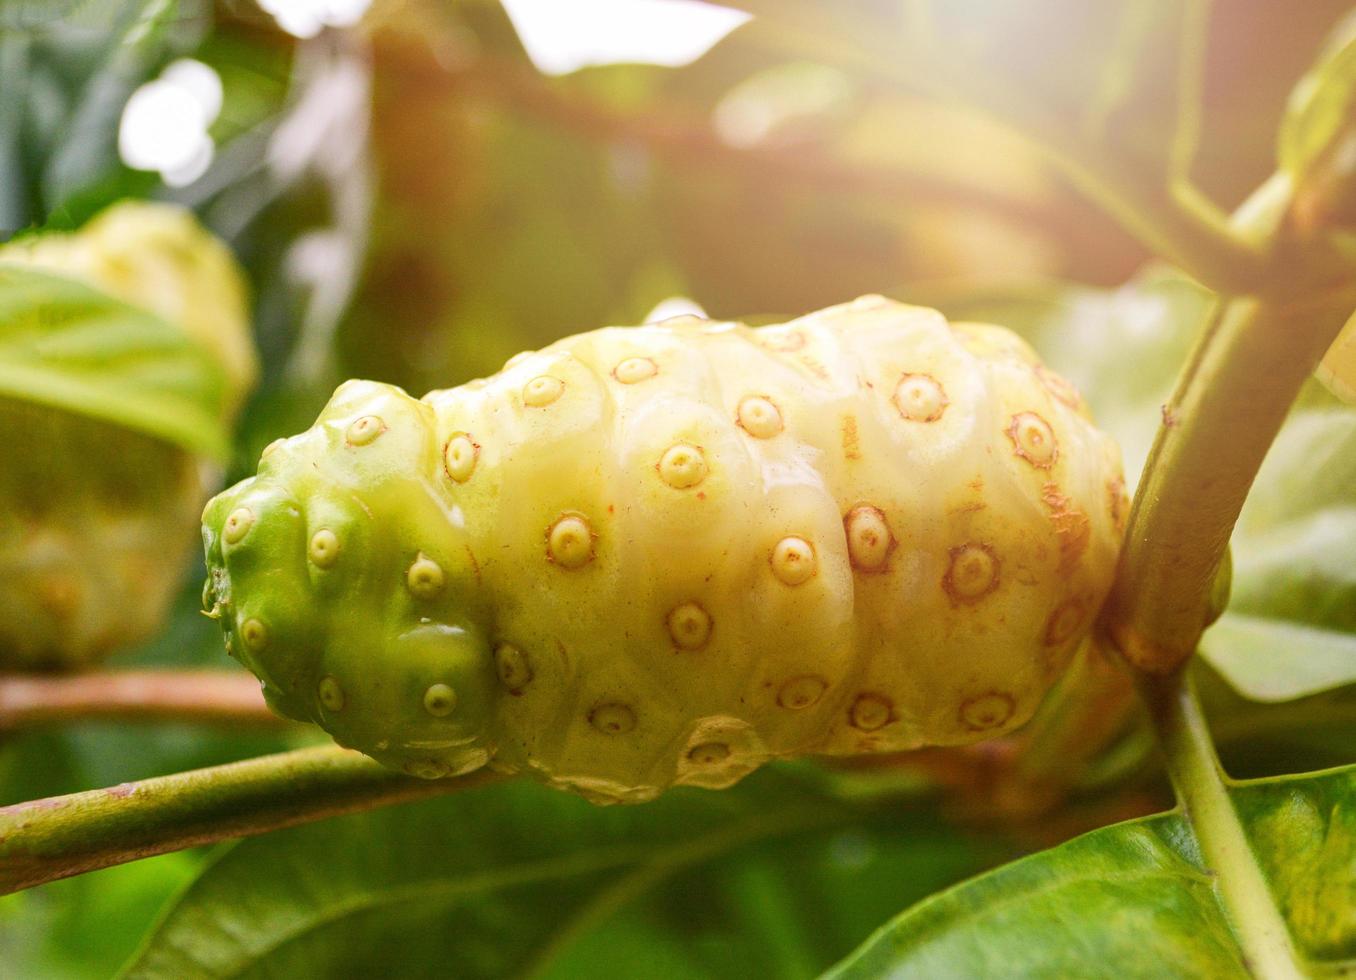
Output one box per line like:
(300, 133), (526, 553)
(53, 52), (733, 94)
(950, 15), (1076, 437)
(203, 297), (1126, 803)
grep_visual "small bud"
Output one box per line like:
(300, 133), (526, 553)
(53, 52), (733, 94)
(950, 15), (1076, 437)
(844, 505), (894, 572)
(960, 692), (1014, 731)
(777, 675), (826, 710)
(943, 543), (999, 604)
(318, 676), (345, 712)
(849, 693), (893, 731)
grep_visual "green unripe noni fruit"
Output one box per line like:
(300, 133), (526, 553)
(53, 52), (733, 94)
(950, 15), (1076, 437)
(203, 297), (1126, 803)
(0, 202), (256, 669)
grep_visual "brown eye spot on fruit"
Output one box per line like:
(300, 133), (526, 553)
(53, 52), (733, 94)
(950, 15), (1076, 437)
(318, 676), (345, 712)
(687, 742), (731, 765)
(849, 693), (893, 731)
(613, 357), (658, 384)
(892, 373), (948, 422)
(443, 433), (479, 483)
(770, 536), (817, 586)
(589, 702), (636, 735)
(240, 618), (268, 651)
(657, 444), (707, 489)
(666, 601), (712, 650)
(495, 643), (533, 692)
(1008, 412), (1058, 468)
(523, 375), (565, 407)
(960, 692), (1015, 731)
(943, 543), (1000, 604)
(547, 514), (595, 568)
(736, 395), (783, 438)
(346, 415), (385, 446)
(1043, 598), (1087, 646)
(844, 505), (894, 572)
(777, 675), (827, 710)
(423, 683), (457, 717)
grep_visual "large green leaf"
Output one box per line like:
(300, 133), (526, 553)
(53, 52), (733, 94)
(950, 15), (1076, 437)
(119, 769), (1006, 979)
(826, 762), (1356, 977)
(0, 263), (230, 457)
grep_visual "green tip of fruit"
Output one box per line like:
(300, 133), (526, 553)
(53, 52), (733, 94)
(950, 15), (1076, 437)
(200, 382), (496, 776)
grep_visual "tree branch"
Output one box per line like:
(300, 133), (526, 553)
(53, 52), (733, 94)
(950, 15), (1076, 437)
(0, 745), (509, 895)
(0, 670), (284, 731)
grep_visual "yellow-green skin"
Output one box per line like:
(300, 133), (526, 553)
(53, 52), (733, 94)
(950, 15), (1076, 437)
(203, 297), (1127, 803)
(0, 202), (255, 669)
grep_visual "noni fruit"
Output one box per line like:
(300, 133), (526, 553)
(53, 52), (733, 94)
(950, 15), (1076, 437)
(202, 297), (1126, 803)
(0, 202), (256, 669)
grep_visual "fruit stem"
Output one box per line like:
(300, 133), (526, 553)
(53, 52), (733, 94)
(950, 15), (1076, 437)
(0, 745), (508, 895)
(0, 670), (285, 732)
(1105, 290), (1354, 673)
(1141, 670), (1304, 979)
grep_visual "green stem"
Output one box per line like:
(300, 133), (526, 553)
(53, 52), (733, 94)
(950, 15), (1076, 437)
(1142, 671), (1303, 979)
(1106, 292), (1354, 673)
(0, 746), (507, 895)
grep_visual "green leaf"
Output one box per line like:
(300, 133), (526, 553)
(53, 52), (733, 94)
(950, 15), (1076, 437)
(826, 762), (1356, 978)
(1201, 405), (1356, 700)
(119, 770), (1006, 979)
(0, 263), (230, 458)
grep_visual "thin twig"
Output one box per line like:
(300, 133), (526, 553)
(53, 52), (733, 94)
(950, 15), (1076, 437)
(1141, 670), (1303, 979)
(0, 745), (509, 895)
(0, 670), (284, 731)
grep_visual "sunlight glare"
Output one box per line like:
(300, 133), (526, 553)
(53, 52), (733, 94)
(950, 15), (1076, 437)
(118, 59), (222, 187)
(500, 0), (750, 76)
(258, 0), (372, 39)
(644, 296), (707, 323)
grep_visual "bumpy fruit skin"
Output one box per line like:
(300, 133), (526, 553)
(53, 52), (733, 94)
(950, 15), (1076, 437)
(0, 202), (255, 669)
(203, 298), (1126, 803)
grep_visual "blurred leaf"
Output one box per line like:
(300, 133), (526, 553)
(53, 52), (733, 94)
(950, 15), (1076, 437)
(826, 762), (1356, 977)
(1279, 11), (1356, 184)
(121, 770), (1006, 979)
(0, 264), (230, 456)
(0, 851), (201, 980)
(40, 0), (179, 210)
(1200, 405), (1356, 700)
